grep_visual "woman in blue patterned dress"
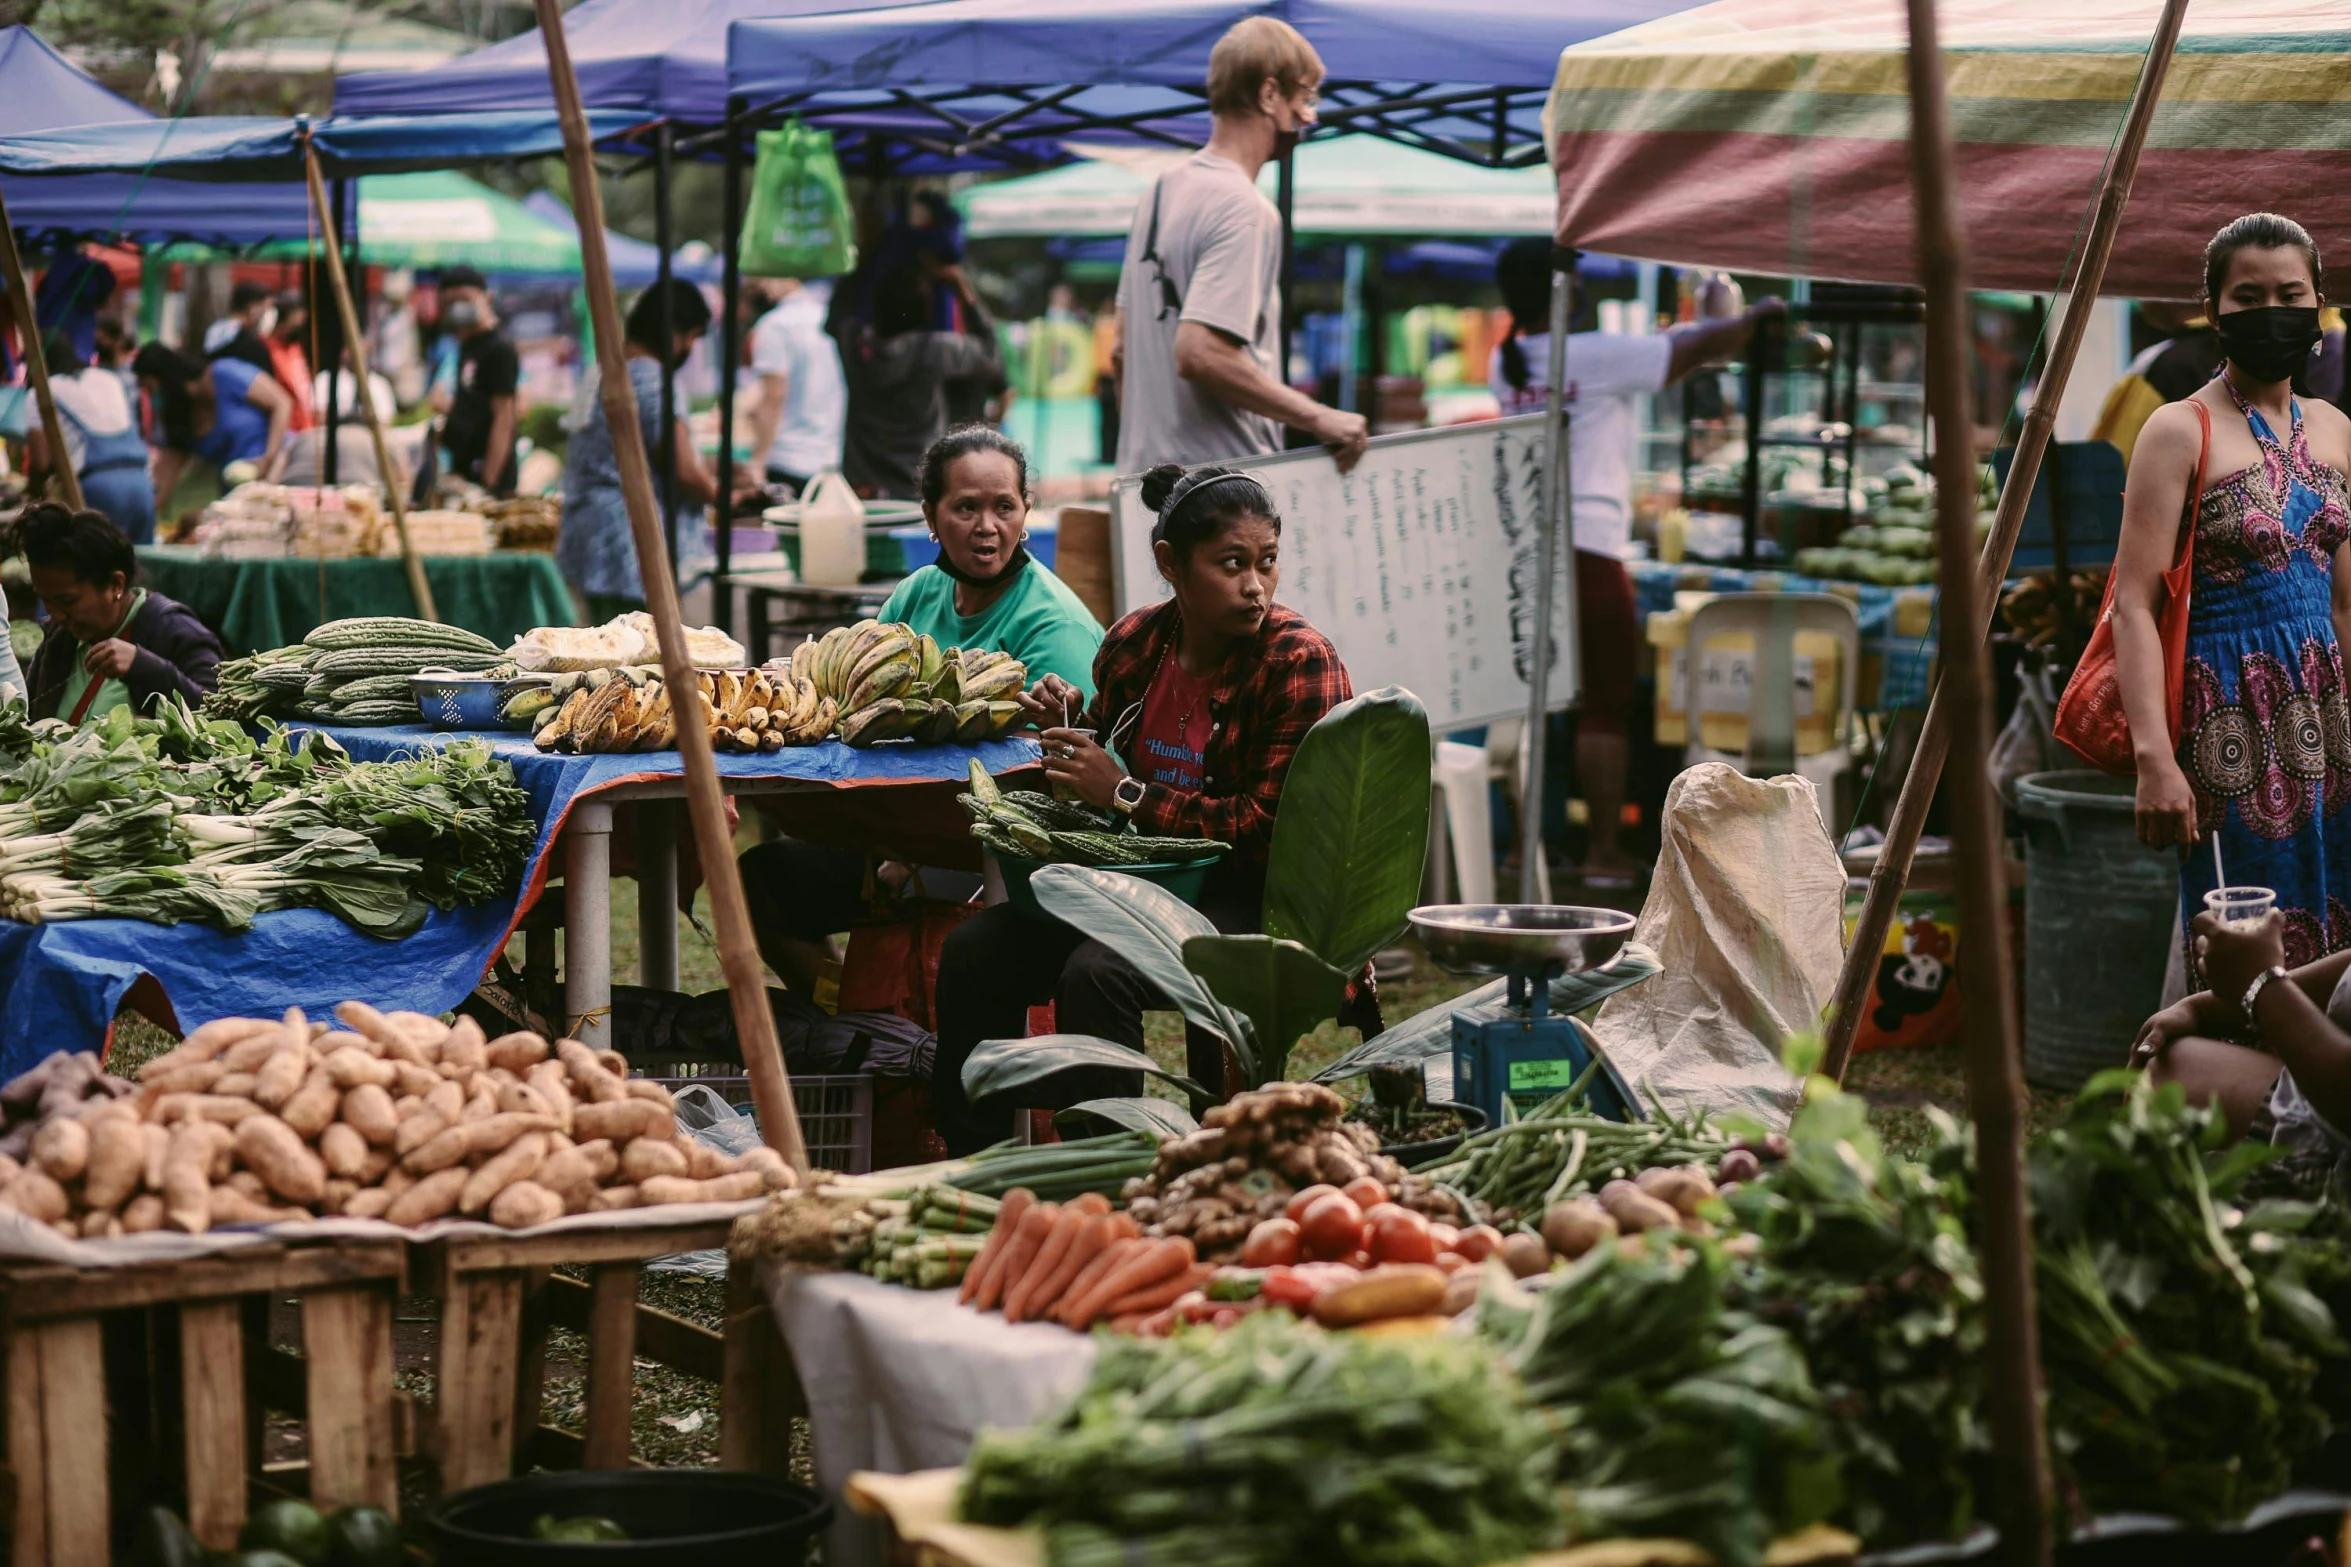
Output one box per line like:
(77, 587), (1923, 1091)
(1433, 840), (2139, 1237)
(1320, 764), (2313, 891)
(2115, 213), (2351, 970)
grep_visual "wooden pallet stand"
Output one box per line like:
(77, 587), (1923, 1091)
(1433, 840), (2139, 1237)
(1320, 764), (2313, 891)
(0, 1235), (407, 1563)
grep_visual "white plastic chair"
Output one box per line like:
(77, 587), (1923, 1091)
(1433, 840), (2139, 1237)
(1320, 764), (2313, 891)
(1425, 733), (1546, 905)
(1679, 592), (1859, 819)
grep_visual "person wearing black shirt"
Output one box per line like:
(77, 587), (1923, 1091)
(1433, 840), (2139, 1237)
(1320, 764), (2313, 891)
(206, 280), (274, 377)
(433, 265), (519, 495)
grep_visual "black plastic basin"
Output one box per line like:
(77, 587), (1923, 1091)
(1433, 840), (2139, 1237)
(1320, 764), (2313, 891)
(427, 1469), (832, 1565)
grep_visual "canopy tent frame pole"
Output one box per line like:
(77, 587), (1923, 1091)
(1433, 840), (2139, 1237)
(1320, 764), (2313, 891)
(1905, 2), (2051, 1559)
(1519, 247), (1575, 902)
(301, 141), (438, 625)
(1822, 0), (2189, 1084)
(715, 96), (745, 637)
(655, 119), (680, 566)
(533, 0), (810, 1174)
(324, 176), (348, 488)
(0, 186), (85, 512)
(1277, 144), (1296, 432)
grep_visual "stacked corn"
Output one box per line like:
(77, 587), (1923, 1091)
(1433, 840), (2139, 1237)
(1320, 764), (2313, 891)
(795, 620), (1028, 748)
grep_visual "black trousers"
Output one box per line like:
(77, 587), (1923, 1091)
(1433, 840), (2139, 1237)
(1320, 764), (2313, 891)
(931, 889), (1257, 1155)
(739, 838), (869, 947)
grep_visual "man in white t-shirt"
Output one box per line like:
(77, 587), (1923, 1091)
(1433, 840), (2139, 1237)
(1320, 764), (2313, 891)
(746, 277), (846, 494)
(1113, 18), (1367, 474)
(1488, 238), (1780, 888)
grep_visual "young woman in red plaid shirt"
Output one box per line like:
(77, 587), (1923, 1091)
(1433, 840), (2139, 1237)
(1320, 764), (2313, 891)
(929, 462), (1353, 1152)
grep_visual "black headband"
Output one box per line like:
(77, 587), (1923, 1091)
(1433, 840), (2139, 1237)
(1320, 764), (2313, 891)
(1151, 471), (1275, 542)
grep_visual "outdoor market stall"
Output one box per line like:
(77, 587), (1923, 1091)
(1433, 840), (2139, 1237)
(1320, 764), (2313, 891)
(136, 546), (578, 658)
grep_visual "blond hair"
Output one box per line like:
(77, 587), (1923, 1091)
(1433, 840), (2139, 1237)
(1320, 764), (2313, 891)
(1206, 17), (1324, 117)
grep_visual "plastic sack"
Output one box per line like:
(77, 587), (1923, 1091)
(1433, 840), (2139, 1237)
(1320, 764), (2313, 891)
(1840, 888), (1961, 1055)
(1590, 763), (1839, 1129)
(647, 1086), (765, 1277)
(740, 120), (856, 279)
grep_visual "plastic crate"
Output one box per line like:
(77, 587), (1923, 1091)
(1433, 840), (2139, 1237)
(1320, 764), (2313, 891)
(640, 1070), (875, 1175)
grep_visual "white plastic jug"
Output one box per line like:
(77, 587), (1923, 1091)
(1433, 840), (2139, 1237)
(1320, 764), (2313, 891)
(797, 469), (866, 588)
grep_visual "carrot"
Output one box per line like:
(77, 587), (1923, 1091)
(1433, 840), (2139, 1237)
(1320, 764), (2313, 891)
(1066, 1236), (1193, 1329)
(1017, 1212), (1116, 1323)
(979, 1201), (1058, 1313)
(1104, 1263), (1213, 1319)
(1006, 1203), (1089, 1322)
(1055, 1236), (1143, 1326)
(1070, 1191), (1112, 1218)
(960, 1188), (1035, 1305)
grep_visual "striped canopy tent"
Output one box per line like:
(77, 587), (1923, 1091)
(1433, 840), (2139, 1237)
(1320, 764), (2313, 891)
(1543, 0), (2351, 299)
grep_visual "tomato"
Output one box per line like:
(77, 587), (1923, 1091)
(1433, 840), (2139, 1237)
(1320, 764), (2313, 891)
(1175, 1291), (1218, 1325)
(1341, 1175), (1390, 1211)
(1369, 1207), (1438, 1266)
(1452, 1224), (1506, 1263)
(1297, 1193), (1365, 1261)
(1284, 1184), (1341, 1224)
(1433, 1250), (1471, 1273)
(1240, 1216), (1302, 1268)
(1209, 1307), (1244, 1329)
(1344, 1248), (1374, 1270)
(1429, 1222), (1461, 1253)
(1257, 1266), (1316, 1312)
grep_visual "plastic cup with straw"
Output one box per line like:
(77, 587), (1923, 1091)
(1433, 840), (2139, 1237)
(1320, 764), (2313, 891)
(2202, 834), (2275, 929)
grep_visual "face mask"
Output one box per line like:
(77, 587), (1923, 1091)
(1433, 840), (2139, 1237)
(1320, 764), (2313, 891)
(443, 299), (482, 332)
(2215, 304), (2323, 385)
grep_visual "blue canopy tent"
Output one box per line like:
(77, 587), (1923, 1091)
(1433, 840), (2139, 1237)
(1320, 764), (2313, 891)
(520, 190), (722, 288)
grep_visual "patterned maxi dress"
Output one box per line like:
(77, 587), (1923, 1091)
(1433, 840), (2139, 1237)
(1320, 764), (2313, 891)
(2178, 381), (2351, 968)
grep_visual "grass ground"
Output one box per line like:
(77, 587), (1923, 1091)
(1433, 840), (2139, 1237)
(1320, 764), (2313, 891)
(102, 870), (2070, 1475)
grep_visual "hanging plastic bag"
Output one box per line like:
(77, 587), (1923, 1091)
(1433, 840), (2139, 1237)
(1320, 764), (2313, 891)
(740, 120), (857, 279)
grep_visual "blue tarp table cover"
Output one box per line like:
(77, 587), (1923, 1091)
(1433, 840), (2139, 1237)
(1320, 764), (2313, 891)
(0, 725), (1037, 1075)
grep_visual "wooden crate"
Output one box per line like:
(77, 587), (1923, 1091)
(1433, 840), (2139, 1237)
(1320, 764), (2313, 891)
(0, 1216), (802, 1564)
(0, 1235), (407, 1563)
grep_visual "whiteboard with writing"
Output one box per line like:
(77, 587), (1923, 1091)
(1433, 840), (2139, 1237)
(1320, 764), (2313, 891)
(1108, 416), (1579, 730)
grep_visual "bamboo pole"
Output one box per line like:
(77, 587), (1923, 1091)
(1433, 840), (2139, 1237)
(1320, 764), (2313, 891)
(1823, 0), (2189, 1082)
(532, 0), (810, 1173)
(1905, 5), (2052, 1562)
(300, 142), (439, 625)
(0, 186), (85, 513)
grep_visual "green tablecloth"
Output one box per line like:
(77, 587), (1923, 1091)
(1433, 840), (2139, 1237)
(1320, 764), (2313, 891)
(137, 546), (579, 656)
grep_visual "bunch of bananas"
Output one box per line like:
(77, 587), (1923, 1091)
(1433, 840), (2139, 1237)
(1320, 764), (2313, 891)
(794, 620), (1029, 749)
(2001, 569), (2109, 649)
(515, 665), (837, 754)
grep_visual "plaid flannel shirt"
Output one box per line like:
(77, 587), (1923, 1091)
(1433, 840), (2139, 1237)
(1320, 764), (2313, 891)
(1081, 600), (1353, 860)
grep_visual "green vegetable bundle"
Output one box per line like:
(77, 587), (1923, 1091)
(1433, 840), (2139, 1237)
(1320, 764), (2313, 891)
(850, 1185), (1000, 1288)
(960, 762), (1228, 868)
(1480, 1239), (1840, 1567)
(942, 1130), (1159, 1203)
(199, 615), (512, 727)
(961, 1311), (1561, 1567)
(1412, 1071), (1736, 1223)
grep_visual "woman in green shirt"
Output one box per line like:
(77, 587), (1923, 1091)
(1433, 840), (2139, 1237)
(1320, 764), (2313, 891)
(738, 427), (1104, 992)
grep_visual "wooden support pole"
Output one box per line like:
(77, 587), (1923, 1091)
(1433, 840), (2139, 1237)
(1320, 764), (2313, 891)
(1905, 4), (2052, 1563)
(301, 142), (440, 624)
(0, 187), (85, 513)
(534, 0), (810, 1172)
(1823, 0), (2189, 1082)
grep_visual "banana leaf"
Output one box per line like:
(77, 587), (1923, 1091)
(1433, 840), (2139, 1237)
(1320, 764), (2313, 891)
(1028, 864), (1252, 1053)
(961, 1034), (1214, 1109)
(1181, 933), (1350, 1088)
(1312, 944), (1662, 1082)
(1057, 1097), (1201, 1138)
(1262, 687), (1433, 973)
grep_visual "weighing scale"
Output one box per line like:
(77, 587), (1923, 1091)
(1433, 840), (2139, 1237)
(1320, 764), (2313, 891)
(1410, 905), (1645, 1125)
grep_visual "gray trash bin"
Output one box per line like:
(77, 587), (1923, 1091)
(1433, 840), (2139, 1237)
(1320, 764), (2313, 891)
(2015, 770), (2179, 1090)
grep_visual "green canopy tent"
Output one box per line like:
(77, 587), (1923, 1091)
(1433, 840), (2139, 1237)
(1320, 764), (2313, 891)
(160, 171), (581, 274)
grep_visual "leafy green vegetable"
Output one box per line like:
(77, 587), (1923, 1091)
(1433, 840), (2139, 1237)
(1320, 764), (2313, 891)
(961, 1312), (1560, 1567)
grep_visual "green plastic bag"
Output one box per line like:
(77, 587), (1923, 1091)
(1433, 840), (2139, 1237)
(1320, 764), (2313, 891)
(740, 120), (856, 278)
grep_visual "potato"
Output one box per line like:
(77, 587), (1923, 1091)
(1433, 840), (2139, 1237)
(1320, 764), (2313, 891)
(82, 1116), (146, 1210)
(393, 1062), (441, 1100)
(739, 1147), (796, 1193)
(319, 1122), (371, 1180)
(359, 1146), (394, 1184)
(385, 1166), (467, 1226)
(211, 1073), (259, 1100)
(526, 1061), (576, 1132)
(162, 1122), (233, 1233)
(623, 1079), (674, 1109)
(342, 1187), (396, 1220)
(0, 1153), (18, 1187)
(140, 1124), (170, 1192)
(620, 1138), (689, 1184)
(403, 1112), (554, 1176)
(1441, 1267), (1481, 1317)
(121, 1193), (166, 1233)
(460, 1132), (549, 1215)
(495, 1080), (558, 1122)
(638, 1172), (766, 1205)
(251, 1041), (309, 1111)
(1539, 1198), (1617, 1260)
(0, 1169), (69, 1224)
(594, 1049), (629, 1079)
(682, 1139), (732, 1180)
(460, 1084), (499, 1123)
(1310, 1264), (1449, 1327)
(80, 1210), (120, 1239)
(139, 1059), (228, 1097)
(1597, 1179), (1682, 1235)
(136, 1016), (272, 1080)
(235, 1115), (328, 1206)
(489, 1180), (564, 1229)
(322, 1177), (359, 1213)
(31, 1118), (90, 1182)
(573, 1099), (664, 1144)
(342, 1083), (399, 1147)
(424, 1079), (465, 1122)
(209, 1186), (295, 1227)
(437, 1017), (488, 1079)
(392, 1108), (449, 1157)
(557, 1039), (628, 1104)
(280, 1068), (341, 1139)
(227, 1170), (269, 1201)
(78, 1096), (139, 1126)
(485, 1032), (550, 1074)
(591, 1184), (640, 1212)
(218, 1037), (277, 1075)
(323, 1049), (398, 1091)
(1500, 1231), (1553, 1278)
(1635, 1163), (1716, 1216)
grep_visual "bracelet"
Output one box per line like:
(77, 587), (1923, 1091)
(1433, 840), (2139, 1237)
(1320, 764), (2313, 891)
(2240, 964), (2292, 1034)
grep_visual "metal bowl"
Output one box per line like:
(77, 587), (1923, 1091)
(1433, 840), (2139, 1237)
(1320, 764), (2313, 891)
(408, 670), (507, 731)
(1408, 904), (1636, 976)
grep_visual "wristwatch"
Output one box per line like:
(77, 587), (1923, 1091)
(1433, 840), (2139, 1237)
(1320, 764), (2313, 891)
(2241, 964), (2292, 1031)
(1112, 776), (1147, 816)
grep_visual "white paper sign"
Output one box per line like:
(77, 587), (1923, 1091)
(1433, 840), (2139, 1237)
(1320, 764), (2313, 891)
(1108, 416), (1579, 730)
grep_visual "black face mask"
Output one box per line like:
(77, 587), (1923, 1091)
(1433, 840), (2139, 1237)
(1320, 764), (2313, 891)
(2215, 304), (2323, 385)
(931, 542), (1031, 590)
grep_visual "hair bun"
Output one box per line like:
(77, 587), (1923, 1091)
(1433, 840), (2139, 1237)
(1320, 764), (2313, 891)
(1139, 464), (1187, 513)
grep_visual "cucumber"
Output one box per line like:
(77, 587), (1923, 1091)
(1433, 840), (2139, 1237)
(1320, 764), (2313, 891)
(304, 617), (499, 655)
(330, 699), (420, 724)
